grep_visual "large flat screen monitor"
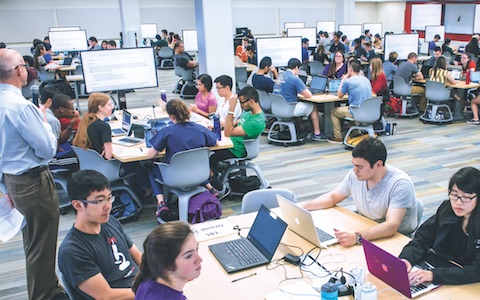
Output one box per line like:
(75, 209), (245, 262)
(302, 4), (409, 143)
(287, 27), (317, 47)
(425, 25), (445, 42)
(284, 22), (304, 31)
(182, 29), (198, 52)
(363, 23), (383, 36)
(256, 36), (302, 68)
(411, 4), (442, 31)
(384, 33), (419, 61)
(445, 3), (475, 35)
(48, 30), (88, 52)
(81, 47), (158, 93)
(49, 26), (81, 32)
(338, 24), (362, 41)
(316, 21), (335, 36)
(141, 23), (158, 39)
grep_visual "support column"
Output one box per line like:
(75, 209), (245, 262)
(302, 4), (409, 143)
(119, 0), (141, 48)
(336, 0), (355, 27)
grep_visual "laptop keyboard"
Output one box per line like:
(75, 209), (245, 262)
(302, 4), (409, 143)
(118, 137), (140, 143)
(225, 239), (263, 266)
(410, 283), (428, 294)
(315, 227), (335, 242)
(112, 128), (125, 135)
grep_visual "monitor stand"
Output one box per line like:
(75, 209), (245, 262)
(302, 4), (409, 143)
(118, 90), (127, 110)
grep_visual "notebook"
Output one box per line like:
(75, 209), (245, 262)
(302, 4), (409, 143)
(276, 195), (337, 248)
(209, 205), (288, 274)
(470, 71), (480, 83)
(308, 75), (328, 94)
(328, 79), (341, 93)
(111, 110), (133, 137)
(362, 239), (440, 298)
(113, 136), (144, 147)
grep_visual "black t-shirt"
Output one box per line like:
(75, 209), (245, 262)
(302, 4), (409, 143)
(87, 119), (111, 155)
(173, 52), (194, 69)
(329, 42), (345, 54)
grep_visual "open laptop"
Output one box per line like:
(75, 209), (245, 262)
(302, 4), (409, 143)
(277, 195), (337, 248)
(61, 57), (73, 66)
(308, 75), (328, 94)
(209, 205), (287, 274)
(362, 239), (440, 298)
(449, 69), (461, 81)
(471, 71), (480, 83)
(111, 110), (133, 136)
(328, 79), (342, 94)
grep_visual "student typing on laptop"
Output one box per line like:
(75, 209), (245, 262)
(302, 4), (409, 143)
(302, 138), (418, 247)
(399, 167), (480, 286)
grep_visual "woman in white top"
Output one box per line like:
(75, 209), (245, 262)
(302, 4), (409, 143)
(213, 75), (242, 125)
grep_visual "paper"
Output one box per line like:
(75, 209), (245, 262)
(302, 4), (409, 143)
(0, 195), (25, 243)
(264, 282), (319, 300)
(191, 219), (237, 242)
(120, 148), (147, 157)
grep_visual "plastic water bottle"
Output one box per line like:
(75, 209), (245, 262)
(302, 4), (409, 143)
(466, 70), (471, 85)
(160, 89), (167, 102)
(213, 115), (221, 141)
(321, 282), (338, 300)
(385, 123), (391, 136)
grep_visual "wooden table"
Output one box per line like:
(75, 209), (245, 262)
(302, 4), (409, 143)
(414, 80), (480, 90)
(185, 206), (480, 300)
(110, 107), (233, 163)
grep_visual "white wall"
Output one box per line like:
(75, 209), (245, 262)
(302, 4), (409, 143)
(376, 1), (406, 34)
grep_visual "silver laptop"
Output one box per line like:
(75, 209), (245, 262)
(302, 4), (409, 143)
(111, 110), (132, 136)
(277, 195), (337, 248)
(328, 79), (341, 94)
(449, 69), (461, 81)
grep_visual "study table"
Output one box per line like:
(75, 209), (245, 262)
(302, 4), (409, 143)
(414, 80), (480, 90)
(110, 107), (233, 163)
(185, 206), (480, 300)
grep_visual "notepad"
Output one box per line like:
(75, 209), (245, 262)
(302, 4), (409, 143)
(119, 148), (147, 157)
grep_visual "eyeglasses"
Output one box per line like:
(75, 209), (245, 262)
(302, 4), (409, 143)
(216, 86), (224, 90)
(15, 64), (29, 70)
(78, 196), (115, 206)
(448, 192), (477, 203)
(239, 98), (251, 104)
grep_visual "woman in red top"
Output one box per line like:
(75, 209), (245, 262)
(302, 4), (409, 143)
(458, 53), (476, 74)
(369, 57), (387, 95)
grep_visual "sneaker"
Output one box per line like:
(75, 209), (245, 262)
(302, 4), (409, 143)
(209, 188), (219, 197)
(216, 187), (231, 200)
(467, 119), (480, 125)
(312, 132), (327, 141)
(156, 201), (169, 218)
(327, 137), (344, 144)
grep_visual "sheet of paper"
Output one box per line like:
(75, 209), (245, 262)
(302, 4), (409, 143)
(0, 195), (25, 243)
(264, 281), (319, 300)
(120, 148), (147, 157)
(191, 219), (237, 242)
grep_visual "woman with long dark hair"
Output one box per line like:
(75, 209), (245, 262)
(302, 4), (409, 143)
(322, 50), (347, 79)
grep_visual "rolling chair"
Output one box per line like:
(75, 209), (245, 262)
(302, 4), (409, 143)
(343, 97), (383, 149)
(309, 61), (325, 76)
(392, 75), (420, 117)
(410, 199), (424, 238)
(157, 46), (174, 69)
(267, 94), (305, 146)
(21, 80), (35, 99)
(155, 147), (211, 223)
(419, 81), (453, 123)
(38, 67), (56, 83)
(241, 189), (297, 214)
(235, 66), (249, 92)
(173, 63), (197, 99)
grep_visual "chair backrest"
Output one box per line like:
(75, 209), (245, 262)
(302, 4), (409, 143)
(269, 93), (296, 119)
(241, 188), (297, 214)
(416, 198), (424, 227)
(38, 67), (55, 82)
(309, 61), (325, 75)
(174, 64), (194, 81)
(350, 97), (382, 123)
(235, 67), (248, 83)
(71, 146), (122, 182)
(157, 46), (173, 59)
(21, 80), (35, 99)
(257, 89), (272, 112)
(244, 136), (261, 160)
(425, 80), (451, 102)
(158, 147), (210, 189)
(392, 75), (412, 97)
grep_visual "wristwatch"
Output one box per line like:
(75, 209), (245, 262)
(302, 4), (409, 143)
(355, 232), (362, 245)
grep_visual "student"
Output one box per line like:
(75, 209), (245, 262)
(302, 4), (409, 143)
(132, 221), (202, 299)
(373, 34), (382, 50)
(101, 40), (108, 49)
(424, 46), (442, 68)
(323, 50), (347, 79)
(33, 44), (57, 72)
(369, 57), (387, 96)
(328, 32), (346, 55)
(457, 53), (476, 74)
(313, 44), (330, 64)
(59, 170), (142, 299)
(246, 45), (257, 65)
(235, 37), (249, 62)
(395, 52), (426, 112)
(303, 137), (418, 246)
(107, 40), (117, 49)
(399, 167), (480, 286)
(428, 34), (441, 53)
(383, 51), (398, 81)
(465, 35), (479, 58)
(214, 75), (242, 125)
(48, 94), (80, 152)
(441, 38), (454, 57)
(252, 56), (279, 93)
(429, 56), (457, 86)
(190, 74), (217, 118)
(301, 38), (310, 64)
(353, 38), (367, 61)
(88, 36), (102, 50)
(363, 42), (377, 61)
(173, 41), (198, 70)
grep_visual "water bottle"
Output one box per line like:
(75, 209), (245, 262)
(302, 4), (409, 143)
(385, 123), (391, 136)
(321, 282), (338, 300)
(466, 70), (471, 85)
(213, 115), (221, 141)
(160, 89), (167, 102)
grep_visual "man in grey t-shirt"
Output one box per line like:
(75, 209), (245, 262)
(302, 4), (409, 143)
(303, 137), (418, 247)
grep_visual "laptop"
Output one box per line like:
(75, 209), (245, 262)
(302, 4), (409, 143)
(449, 69), (461, 81)
(61, 57), (73, 66)
(276, 195), (337, 248)
(111, 110), (133, 136)
(308, 75), (328, 94)
(471, 71), (480, 83)
(113, 136), (144, 147)
(209, 205), (288, 274)
(362, 239), (440, 298)
(328, 79), (342, 94)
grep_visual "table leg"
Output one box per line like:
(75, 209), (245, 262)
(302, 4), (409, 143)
(323, 102), (334, 137)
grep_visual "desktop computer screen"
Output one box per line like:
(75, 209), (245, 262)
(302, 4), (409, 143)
(182, 29), (198, 52)
(48, 30), (88, 52)
(256, 36), (302, 68)
(383, 33), (419, 61)
(141, 23), (158, 39)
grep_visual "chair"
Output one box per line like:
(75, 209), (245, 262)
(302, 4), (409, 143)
(21, 80), (35, 99)
(235, 66), (248, 92)
(241, 188), (297, 214)
(392, 75), (419, 117)
(173, 63), (196, 99)
(155, 147), (211, 223)
(267, 94), (304, 146)
(343, 97), (383, 148)
(157, 46), (174, 69)
(218, 136), (269, 196)
(410, 199), (424, 237)
(309, 61), (325, 76)
(419, 81), (453, 123)
(38, 67), (56, 83)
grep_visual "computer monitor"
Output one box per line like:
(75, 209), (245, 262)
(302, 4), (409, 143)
(284, 22), (305, 31)
(287, 27), (317, 47)
(182, 29), (198, 52)
(316, 21), (335, 36)
(236, 27), (248, 36)
(363, 22), (383, 37)
(48, 30), (88, 52)
(141, 23), (158, 39)
(424, 25), (445, 42)
(338, 24), (362, 41)
(81, 47), (158, 93)
(383, 33), (419, 61)
(49, 26), (81, 32)
(256, 36), (302, 68)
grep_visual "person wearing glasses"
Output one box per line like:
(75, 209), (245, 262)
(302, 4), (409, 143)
(399, 167), (480, 286)
(59, 170), (142, 300)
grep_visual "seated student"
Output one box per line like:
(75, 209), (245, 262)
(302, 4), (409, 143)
(274, 58), (325, 141)
(132, 221), (202, 299)
(22, 55), (38, 86)
(468, 94), (480, 125)
(424, 46), (442, 69)
(146, 99), (219, 214)
(214, 75), (242, 125)
(399, 167), (480, 286)
(154, 34), (168, 48)
(301, 38), (310, 64)
(373, 34), (382, 50)
(395, 52), (426, 112)
(429, 56), (457, 86)
(328, 32), (346, 55)
(252, 56), (279, 93)
(88, 36), (102, 50)
(235, 37), (249, 63)
(303, 137), (418, 247)
(48, 94), (80, 153)
(456, 53), (476, 74)
(313, 44), (330, 65)
(209, 86), (265, 190)
(33, 44), (58, 72)
(441, 38), (454, 57)
(363, 42), (377, 61)
(59, 170), (142, 300)
(465, 35), (479, 58)
(428, 34), (441, 54)
(107, 40), (117, 49)
(246, 45), (257, 65)
(353, 38), (367, 61)
(190, 74), (217, 118)
(101, 40), (108, 49)
(323, 50), (347, 79)
(369, 57), (388, 96)
(173, 41), (198, 70)
(383, 51), (398, 81)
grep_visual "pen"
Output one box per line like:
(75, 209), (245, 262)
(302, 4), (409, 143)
(231, 272), (256, 283)
(139, 148), (143, 152)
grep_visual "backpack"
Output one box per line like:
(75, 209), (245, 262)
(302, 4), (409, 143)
(188, 191), (222, 224)
(385, 96), (401, 116)
(295, 117), (313, 139)
(111, 191), (137, 219)
(228, 175), (261, 195)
